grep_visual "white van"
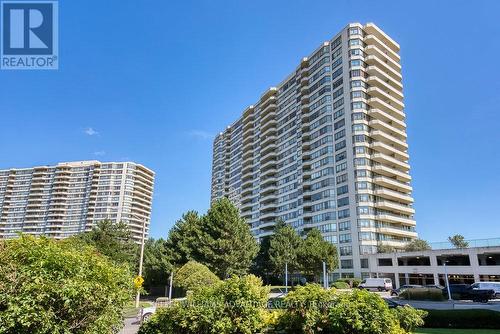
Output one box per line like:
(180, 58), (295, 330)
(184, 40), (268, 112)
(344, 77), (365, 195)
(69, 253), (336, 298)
(471, 282), (500, 299)
(358, 278), (393, 291)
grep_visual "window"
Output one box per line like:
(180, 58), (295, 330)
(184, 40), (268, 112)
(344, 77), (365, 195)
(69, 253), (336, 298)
(339, 233), (352, 243)
(336, 173), (348, 184)
(340, 246), (353, 256)
(349, 27), (361, 36)
(337, 185), (348, 195)
(335, 151), (346, 162)
(334, 119), (345, 130)
(337, 197), (349, 207)
(360, 258), (369, 269)
(339, 221), (351, 231)
(338, 209), (350, 219)
(341, 259), (353, 269)
(378, 258), (393, 266)
(335, 140), (346, 151)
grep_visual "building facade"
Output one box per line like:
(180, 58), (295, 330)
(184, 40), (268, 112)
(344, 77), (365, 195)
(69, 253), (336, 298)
(365, 239), (500, 288)
(0, 161), (154, 242)
(211, 23), (417, 278)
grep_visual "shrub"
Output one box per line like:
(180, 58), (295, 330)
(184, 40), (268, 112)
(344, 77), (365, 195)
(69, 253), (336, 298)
(0, 235), (132, 334)
(328, 289), (402, 334)
(391, 305), (427, 332)
(278, 284), (336, 334)
(174, 261), (220, 292)
(335, 278), (362, 288)
(332, 281), (350, 289)
(139, 275), (270, 334)
(423, 309), (500, 329)
(399, 288), (444, 301)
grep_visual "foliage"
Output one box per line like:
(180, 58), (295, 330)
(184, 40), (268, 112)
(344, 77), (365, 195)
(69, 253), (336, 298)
(332, 281), (350, 289)
(399, 288), (444, 301)
(165, 211), (203, 266)
(278, 284), (336, 334)
(143, 238), (172, 289)
(174, 261), (220, 292)
(327, 289), (402, 334)
(250, 236), (273, 283)
(335, 278), (362, 288)
(165, 199), (258, 279)
(448, 234), (469, 249)
(73, 220), (138, 269)
(138, 275), (270, 334)
(404, 238), (432, 252)
(378, 244), (396, 253)
(423, 309), (500, 329)
(268, 220), (302, 275)
(0, 235), (132, 334)
(297, 229), (338, 281)
(391, 305), (427, 333)
(196, 198), (259, 278)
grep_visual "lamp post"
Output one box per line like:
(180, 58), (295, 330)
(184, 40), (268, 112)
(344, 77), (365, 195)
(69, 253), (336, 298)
(443, 259), (452, 301)
(131, 214), (148, 308)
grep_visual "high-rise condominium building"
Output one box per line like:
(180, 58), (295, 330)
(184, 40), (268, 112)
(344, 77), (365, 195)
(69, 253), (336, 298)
(0, 161), (154, 243)
(211, 23), (417, 278)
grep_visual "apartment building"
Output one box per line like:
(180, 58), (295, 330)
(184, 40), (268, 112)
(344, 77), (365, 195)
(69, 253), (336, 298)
(0, 161), (154, 243)
(211, 23), (417, 278)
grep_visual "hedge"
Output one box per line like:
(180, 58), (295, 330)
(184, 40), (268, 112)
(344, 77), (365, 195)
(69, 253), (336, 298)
(399, 288), (444, 301)
(423, 309), (500, 329)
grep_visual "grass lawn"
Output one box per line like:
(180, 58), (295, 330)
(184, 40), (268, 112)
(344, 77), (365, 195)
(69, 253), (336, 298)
(122, 300), (153, 318)
(415, 329), (500, 334)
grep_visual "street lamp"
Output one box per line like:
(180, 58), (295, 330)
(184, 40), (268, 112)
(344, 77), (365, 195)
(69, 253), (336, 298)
(443, 259), (452, 301)
(131, 213), (148, 308)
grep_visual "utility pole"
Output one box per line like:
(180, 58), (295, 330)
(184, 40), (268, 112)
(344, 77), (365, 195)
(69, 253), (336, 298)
(285, 262), (288, 294)
(322, 261), (327, 289)
(168, 271), (174, 301)
(134, 215), (148, 308)
(443, 260), (452, 301)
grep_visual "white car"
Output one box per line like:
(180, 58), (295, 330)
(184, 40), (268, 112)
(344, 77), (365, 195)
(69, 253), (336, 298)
(471, 282), (500, 299)
(358, 278), (393, 291)
(139, 306), (157, 322)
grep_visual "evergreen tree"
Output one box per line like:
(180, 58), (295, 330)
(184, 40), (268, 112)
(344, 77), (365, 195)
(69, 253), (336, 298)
(268, 220), (302, 276)
(297, 228), (338, 282)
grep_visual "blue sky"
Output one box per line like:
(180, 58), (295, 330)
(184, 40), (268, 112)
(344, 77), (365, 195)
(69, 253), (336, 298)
(1, 0), (499, 242)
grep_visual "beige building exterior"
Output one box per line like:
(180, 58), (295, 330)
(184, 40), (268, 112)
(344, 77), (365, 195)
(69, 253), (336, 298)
(365, 240), (500, 288)
(0, 161), (154, 243)
(211, 22), (416, 278)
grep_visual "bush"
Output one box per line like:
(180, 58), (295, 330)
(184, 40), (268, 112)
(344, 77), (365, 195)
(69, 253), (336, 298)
(0, 235), (132, 334)
(399, 288), (444, 301)
(335, 278), (362, 288)
(174, 261), (220, 293)
(278, 284), (336, 333)
(328, 289), (402, 334)
(423, 309), (500, 329)
(139, 275), (270, 334)
(332, 281), (350, 289)
(391, 305), (427, 332)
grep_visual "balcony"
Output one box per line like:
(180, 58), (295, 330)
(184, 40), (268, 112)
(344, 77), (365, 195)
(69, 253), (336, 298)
(370, 130), (408, 151)
(365, 55), (402, 81)
(376, 213), (415, 226)
(369, 119), (406, 139)
(366, 86), (404, 110)
(372, 153), (410, 172)
(374, 188), (413, 204)
(375, 200), (415, 215)
(372, 164), (411, 183)
(367, 97), (405, 121)
(365, 66), (402, 91)
(373, 175), (412, 192)
(370, 141), (409, 161)
(368, 108), (406, 130)
(366, 75), (403, 100)
(363, 30), (400, 59)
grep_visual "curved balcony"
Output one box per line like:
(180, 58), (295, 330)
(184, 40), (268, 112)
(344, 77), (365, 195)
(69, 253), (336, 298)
(367, 86), (404, 110)
(373, 175), (412, 192)
(372, 163), (411, 183)
(375, 200), (415, 215)
(368, 108), (406, 130)
(374, 188), (413, 204)
(372, 153), (410, 172)
(370, 130), (408, 151)
(367, 97), (405, 121)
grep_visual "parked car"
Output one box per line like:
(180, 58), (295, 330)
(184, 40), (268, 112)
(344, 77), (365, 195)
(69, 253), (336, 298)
(358, 278), (393, 291)
(390, 284), (424, 296)
(470, 282), (500, 299)
(139, 305), (157, 322)
(443, 284), (495, 302)
(424, 284), (444, 290)
(384, 298), (401, 308)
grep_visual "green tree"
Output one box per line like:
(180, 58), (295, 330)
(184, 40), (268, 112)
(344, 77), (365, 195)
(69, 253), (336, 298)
(377, 243), (396, 253)
(448, 234), (469, 249)
(174, 261), (220, 292)
(269, 220), (302, 277)
(250, 236), (273, 283)
(196, 198), (259, 278)
(73, 220), (138, 269)
(165, 211), (203, 266)
(143, 238), (173, 289)
(0, 235), (132, 334)
(404, 238), (431, 252)
(297, 229), (338, 282)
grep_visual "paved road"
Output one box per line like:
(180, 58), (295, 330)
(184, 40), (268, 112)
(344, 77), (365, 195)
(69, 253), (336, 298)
(119, 318), (140, 334)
